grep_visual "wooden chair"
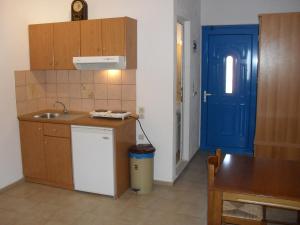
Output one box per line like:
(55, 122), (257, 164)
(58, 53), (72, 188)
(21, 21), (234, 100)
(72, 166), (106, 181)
(262, 206), (300, 225)
(208, 149), (265, 225)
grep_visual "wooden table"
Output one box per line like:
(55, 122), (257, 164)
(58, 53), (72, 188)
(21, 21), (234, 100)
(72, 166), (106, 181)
(208, 154), (300, 225)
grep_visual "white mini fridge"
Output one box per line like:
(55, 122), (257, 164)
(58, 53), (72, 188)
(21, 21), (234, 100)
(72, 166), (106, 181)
(71, 125), (115, 196)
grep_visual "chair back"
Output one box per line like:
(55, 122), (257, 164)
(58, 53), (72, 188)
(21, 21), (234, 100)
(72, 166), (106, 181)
(216, 148), (222, 168)
(208, 156), (219, 187)
(208, 149), (222, 188)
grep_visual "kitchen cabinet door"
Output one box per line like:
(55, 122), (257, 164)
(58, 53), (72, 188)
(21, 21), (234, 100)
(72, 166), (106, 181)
(102, 18), (125, 56)
(53, 21), (80, 69)
(44, 136), (73, 189)
(81, 19), (102, 56)
(19, 121), (47, 180)
(102, 17), (137, 69)
(29, 23), (53, 70)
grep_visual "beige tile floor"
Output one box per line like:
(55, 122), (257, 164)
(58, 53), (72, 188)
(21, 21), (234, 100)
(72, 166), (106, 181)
(0, 152), (297, 225)
(0, 153), (207, 225)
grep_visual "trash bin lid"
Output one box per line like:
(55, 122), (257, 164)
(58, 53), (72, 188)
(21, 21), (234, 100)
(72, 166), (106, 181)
(129, 144), (155, 154)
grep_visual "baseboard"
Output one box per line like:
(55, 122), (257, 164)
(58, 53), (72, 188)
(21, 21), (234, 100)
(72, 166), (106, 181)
(0, 178), (25, 193)
(153, 180), (174, 186)
(175, 160), (189, 180)
(173, 149), (200, 183)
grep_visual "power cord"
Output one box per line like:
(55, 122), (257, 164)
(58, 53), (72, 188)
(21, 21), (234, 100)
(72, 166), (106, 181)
(130, 116), (153, 146)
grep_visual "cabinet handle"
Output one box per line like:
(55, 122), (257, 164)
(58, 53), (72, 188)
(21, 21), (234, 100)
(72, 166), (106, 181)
(38, 127), (42, 131)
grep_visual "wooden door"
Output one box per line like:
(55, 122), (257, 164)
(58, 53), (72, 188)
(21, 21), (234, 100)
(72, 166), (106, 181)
(44, 136), (73, 189)
(53, 21), (80, 69)
(81, 19), (102, 56)
(255, 13), (300, 160)
(29, 23), (53, 70)
(19, 121), (47, 180)
(102, 18), (125, 56)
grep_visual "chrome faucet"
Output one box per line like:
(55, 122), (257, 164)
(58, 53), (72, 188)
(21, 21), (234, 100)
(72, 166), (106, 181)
(54, 101), (68, 114)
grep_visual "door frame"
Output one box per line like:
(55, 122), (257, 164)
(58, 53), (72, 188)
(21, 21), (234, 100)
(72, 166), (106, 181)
(175, 21), (185, 164)
(200, 25), (259, 155)
(174, 18), (192, 180)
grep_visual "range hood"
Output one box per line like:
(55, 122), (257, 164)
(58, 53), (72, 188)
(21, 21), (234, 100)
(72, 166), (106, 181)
(73, 56), (126, 70)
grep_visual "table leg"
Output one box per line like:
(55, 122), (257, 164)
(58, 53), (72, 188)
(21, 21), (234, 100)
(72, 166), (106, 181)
(208, 189), (222, 225)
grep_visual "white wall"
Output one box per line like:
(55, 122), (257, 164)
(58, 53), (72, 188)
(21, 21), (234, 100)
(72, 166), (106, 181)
(88, 0), (175, 182)
(0, 0), (175, 188)
(175, 0), (201, 172)
(201, 0), (300, 25)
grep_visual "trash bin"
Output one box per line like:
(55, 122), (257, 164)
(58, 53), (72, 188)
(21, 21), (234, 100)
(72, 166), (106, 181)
(129, 144), (155, 194)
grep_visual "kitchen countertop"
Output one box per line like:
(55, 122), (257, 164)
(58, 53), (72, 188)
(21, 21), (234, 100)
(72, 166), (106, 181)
(18, 110), (136, 128)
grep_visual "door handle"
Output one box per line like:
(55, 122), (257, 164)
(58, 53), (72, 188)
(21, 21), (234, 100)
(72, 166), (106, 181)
(203, 90), (213, 103)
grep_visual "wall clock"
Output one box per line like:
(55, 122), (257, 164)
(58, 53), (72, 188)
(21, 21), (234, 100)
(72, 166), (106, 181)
(71, 0), (88, 21)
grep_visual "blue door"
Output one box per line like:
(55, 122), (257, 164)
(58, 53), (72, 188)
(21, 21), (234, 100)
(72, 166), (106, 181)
(201, 25), (258, 154)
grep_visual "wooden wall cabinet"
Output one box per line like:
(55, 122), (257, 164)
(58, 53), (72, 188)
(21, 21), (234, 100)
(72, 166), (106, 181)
(53, 22), (80, 69)
(19, 121), (73, 189)
(101, 18), (126, 56)
(255, 13), (300, 161)
(29, 21), (80, 70)
(29, 24), (54, 70)
(29, 17), (137, 70)
(80, 17), (137, 69)
(80, 19), (102, 56)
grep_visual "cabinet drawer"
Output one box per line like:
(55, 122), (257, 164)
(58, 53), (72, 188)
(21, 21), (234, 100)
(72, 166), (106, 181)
(44, 123), (70, 138)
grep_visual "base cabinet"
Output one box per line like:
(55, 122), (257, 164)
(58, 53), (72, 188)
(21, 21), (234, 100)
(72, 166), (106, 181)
(19, 122), (47, 180)
(44, 136), (73, 188)
(19, 118), (136, 196)
(19, 121), (73, 189)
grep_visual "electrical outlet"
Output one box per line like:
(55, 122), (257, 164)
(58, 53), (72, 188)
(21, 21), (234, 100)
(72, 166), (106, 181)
(138, 107), (145, 119)
(138, 134), (144, 140)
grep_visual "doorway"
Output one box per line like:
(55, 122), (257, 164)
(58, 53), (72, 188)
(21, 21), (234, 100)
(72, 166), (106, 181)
(200, 25), (258, 154)
(176, 22), (184, 164)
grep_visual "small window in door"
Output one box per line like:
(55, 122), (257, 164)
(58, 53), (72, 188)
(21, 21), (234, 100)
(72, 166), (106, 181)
(225, 56), (234, 94)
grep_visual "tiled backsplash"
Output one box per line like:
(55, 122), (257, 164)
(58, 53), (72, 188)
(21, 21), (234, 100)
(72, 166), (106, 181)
(15, 70), (136, 115)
